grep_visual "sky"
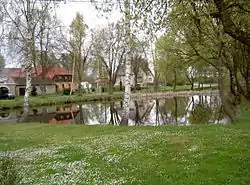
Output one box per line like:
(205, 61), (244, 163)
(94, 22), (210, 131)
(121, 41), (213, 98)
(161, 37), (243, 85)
(57, 1), (122, 29)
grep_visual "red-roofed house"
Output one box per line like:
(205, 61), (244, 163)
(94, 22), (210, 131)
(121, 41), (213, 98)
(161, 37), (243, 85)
(34, 66), (75, 92)
(2, 66), (76, 95)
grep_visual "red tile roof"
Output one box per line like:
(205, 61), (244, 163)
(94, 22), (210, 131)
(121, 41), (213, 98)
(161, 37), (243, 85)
(8, 66), (71, 79)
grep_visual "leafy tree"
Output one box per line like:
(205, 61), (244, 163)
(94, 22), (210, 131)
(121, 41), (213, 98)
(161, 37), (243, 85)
(69, 12), (90, 93)
(91, 22), (126, 93)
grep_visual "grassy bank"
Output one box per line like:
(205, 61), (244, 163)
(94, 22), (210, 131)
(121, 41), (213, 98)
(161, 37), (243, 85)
(0, 107), (250, 184)
(0, 92), (123, 109)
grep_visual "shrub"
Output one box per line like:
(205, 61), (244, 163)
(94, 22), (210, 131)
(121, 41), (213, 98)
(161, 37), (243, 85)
(31, 86), (37, 96)
(63, 88), (72, 95)
(0, 156), (21, 185)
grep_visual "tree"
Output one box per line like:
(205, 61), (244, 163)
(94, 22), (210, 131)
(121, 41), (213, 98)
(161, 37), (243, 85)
(131, 55), (150, 88)
(69, 12), (90, 93)
(34, 6), (64, 94)
(1, 0), (56, 115)
(91, 22), (126, 93)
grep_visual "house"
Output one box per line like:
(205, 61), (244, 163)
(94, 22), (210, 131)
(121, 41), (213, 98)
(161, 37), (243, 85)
(115, 67), (154, 87)
(0, 68), (17, 95)
(0, 66), (75, 96)
(35, 66), (75, 92)
(12, 77), (56, 96)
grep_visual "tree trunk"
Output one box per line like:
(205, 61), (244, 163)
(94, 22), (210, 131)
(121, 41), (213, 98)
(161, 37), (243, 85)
(218, 67), (236, 122)
(154, 70), (159, 92)
(191, 82), (194, 90)
(173, 70), (177, 90)
(23, 61), (32, 115)
(108, 80), (113, 94)
(121, 0), (132, 125)
(134, 72), (138, 89)
(155, 99), (159, 125)
(134, 100), (140, 125)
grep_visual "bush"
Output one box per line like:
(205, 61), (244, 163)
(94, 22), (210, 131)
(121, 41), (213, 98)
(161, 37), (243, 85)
(0, 156), (21, 185)
(177, 81), (185, 86)
(63, 88), (72, 95)
(31, 86), (37, 96)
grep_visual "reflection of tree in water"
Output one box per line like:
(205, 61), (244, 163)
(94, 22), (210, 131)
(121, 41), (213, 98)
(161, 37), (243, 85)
(109, 102), (120, 125)
(188, 95), (223, 124)
(77, 103), (109, 124)
(189, 102), (213, 124)
(134, 100), (155, 125)
(78, 104), (85, 124)
(158, 97), (189, 125)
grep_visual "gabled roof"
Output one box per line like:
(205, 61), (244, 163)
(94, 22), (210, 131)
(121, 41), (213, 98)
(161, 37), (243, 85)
(36, 66), (71, 79)
(5, 66), (72, 79)
(12, 77), (55, 86)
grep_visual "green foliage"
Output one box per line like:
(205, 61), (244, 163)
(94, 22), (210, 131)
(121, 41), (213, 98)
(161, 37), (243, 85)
(69, 12), (88, 83)
(63, 88), (72, 95)
(31, 86), (37, 96)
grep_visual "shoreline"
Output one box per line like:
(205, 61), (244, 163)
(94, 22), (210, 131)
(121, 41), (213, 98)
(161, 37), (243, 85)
(0, 90), (219, 110)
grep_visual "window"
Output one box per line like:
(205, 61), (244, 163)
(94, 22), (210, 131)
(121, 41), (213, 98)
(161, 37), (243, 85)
(69, 83), (71, 89)
(62, 84), (65, 89)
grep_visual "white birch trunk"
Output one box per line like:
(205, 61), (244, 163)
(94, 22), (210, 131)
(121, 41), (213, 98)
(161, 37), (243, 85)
(23, 0), (33, 115)
(23, 60), (32, 115)
(121, 0), (132, 125)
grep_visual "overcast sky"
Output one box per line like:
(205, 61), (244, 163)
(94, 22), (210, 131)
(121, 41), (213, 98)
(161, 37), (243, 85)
(57, 1), (122, 29)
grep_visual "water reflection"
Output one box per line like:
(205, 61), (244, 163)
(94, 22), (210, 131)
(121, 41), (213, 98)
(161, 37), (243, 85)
(0, 95), (229, 125)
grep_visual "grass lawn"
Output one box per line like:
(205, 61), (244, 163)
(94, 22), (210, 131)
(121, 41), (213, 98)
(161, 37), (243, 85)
(0, 104), (250, 185)
(0, 92), (123, 109)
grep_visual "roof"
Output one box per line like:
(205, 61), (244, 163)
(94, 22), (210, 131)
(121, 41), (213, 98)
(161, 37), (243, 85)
(12, 77), (55, 86)
(36, 66), (71, 79)
(5, 66), (71, 79)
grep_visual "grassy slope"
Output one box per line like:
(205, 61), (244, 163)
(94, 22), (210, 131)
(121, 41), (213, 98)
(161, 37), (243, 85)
(0, 119), (250, 185)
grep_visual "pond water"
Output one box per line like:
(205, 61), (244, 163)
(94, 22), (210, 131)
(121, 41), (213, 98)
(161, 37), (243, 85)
(0, 95), (229, 125)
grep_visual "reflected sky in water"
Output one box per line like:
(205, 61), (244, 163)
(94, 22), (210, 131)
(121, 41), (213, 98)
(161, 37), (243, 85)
(0, 95), (229, 125)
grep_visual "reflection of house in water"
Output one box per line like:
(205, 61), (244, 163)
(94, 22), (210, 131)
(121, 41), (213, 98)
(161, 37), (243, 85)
(0, 105), (79, 124)
(49, 105), (79, 124)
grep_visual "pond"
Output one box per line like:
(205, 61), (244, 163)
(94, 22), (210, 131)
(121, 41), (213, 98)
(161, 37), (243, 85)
(0, 95), (229, 125)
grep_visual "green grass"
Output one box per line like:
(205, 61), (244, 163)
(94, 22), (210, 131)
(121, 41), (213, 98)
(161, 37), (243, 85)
(0, 92), (123, 109)
(0, 105), (249, 185)
(139, 85), (218, 93)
